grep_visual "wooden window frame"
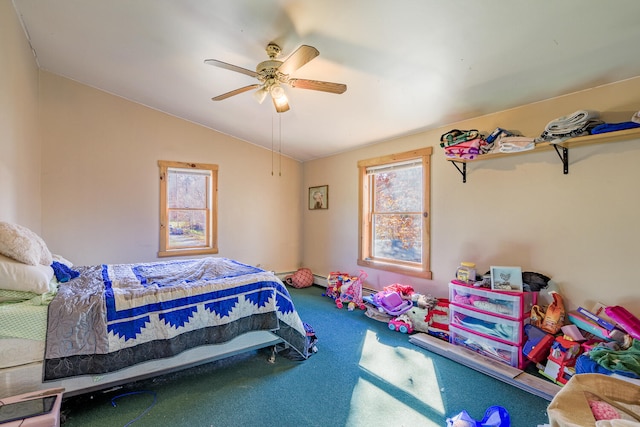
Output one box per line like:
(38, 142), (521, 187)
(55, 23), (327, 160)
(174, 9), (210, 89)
(357, 147), (432, 279)
(158, 160), (218, 257)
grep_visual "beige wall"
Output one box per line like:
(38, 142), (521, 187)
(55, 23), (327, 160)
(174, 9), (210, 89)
(0, 0), (41, 230)
(303, 77), (640, 314)
(4, 1), (640, 314)
(39, 72), (303, 270)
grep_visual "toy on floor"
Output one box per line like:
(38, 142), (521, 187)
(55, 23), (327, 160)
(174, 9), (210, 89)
(540, 336), (582, 385)
(426, 298), (450, 341)
(522, 324), (554, 364)
(416, 293), (439, 310)
(605, 305), (640, 340)
(403, 306), (431, 333)
(446, 405), (511, 427)
(387, 306), (431, 334)
(372, 290), (413, 316)
(324, 271), (367, 310)
(388, 315), (414, 334)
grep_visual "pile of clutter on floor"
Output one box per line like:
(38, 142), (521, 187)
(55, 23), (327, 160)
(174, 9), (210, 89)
(320, 268), (640, 425)
(321, 268), (640, 389)
(322, 269), (452, 339)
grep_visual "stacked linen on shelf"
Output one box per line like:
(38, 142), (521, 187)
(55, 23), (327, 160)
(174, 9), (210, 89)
(590, 110), (640, 135)
(535, 109), (603, 143)
(440, 129), (492, 160)
(444, 138), (482, 159)
(496, 135), (535, 153)
(484, 128), (535, 154)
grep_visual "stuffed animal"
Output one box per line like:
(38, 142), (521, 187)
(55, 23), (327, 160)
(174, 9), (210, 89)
(416, 294), (439, 310)
(403, 306), (431, 333)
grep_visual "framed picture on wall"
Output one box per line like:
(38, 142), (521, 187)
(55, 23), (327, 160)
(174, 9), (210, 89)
(309, 185), (328, 210)
(490, 266), (523, 291)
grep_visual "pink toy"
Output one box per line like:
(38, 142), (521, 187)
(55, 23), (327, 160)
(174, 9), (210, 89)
(324, 271), (367, 310)
(605, 305), (640, 340)
(372, 291), (413, 316)
(388, 315), (414, 334)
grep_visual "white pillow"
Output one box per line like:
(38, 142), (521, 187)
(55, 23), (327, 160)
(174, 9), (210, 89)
(0, 222), (53, 266)
(0, 253), (54, 294)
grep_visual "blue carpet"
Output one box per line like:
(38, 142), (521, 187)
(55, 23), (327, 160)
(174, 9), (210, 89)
(60, 286), (550, 426)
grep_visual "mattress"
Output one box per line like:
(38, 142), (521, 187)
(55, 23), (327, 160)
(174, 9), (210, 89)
(0, 291), (50, 370)
(0, 281), (56, 342)
(0, 338), (44, 369)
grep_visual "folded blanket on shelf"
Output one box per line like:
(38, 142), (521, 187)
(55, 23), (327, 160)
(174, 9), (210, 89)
(536, 110), (602, 143)
(444, 138), (481, 160)
(497, 136), (535, 153)
(440, 129), (480, 148)
(591, 121), (640, 134)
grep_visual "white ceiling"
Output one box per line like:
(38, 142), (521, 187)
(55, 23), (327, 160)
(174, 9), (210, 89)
(12, 0), (640, 161)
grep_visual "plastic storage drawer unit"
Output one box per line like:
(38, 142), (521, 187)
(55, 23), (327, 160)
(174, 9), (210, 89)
(449, 324), (525, 369)
(449, 282), (536, 320)
(449, 304), (525, 345)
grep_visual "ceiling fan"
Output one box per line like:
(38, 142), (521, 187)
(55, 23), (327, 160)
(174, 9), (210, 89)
(205, 43), (347, 113)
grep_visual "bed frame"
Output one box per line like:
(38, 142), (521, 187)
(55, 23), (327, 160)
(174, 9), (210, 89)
(0, 331), (282, 399)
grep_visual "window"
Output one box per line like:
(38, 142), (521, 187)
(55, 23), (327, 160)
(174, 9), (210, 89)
(357, 148), (432, 278)
(158, 161), (218, 257)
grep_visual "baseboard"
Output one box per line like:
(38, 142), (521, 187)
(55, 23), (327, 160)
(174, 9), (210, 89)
(277, 272), (376, 297)
(409, 333), (561, 401)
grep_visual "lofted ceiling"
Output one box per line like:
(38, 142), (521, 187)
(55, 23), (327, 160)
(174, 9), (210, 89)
(11, 0), (640, 162)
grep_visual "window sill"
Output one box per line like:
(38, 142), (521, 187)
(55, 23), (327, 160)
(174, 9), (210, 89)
(357, 259), (432, 280)
(158, 247), (219, 258)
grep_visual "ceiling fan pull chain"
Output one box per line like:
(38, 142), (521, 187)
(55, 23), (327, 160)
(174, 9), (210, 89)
(279, 114), (282, 177)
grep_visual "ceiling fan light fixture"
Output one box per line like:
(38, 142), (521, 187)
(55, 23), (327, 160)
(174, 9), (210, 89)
(269, 83), (285, 100)
(254, 87), (268, 104)
(207, 43), (345, 113)
(273, 94), (289, 109)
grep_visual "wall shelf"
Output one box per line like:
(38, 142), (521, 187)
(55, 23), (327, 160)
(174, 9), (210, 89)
(447, 127), (640, 183)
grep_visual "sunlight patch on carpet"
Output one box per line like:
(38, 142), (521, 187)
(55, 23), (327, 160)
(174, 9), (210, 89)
(358, 330), (445, 414)
(346, 378), (441, 427)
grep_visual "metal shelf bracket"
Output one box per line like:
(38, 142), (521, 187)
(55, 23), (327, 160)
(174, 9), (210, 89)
(553, 145), (569, 174)
(451, 161), (467, 183)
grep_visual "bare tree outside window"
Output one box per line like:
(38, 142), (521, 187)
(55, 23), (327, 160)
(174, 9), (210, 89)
(358, 148), (432, 279)
(158, 161), (218, 257)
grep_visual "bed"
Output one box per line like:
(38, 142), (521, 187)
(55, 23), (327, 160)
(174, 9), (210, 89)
(0, 224), (310, 399)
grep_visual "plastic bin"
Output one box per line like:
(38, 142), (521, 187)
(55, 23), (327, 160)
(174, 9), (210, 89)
(449, 282), (536, 320)
(449, 324), (525, 369)
(449, 303), (526, 345)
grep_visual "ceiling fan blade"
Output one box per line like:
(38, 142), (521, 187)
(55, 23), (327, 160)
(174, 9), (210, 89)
(211, 84), (261, 101)
(289, 78), (347, 94)
(278, 45), (319, 76)
(272, 96), (290, 113)
(204, 59), (258, 78)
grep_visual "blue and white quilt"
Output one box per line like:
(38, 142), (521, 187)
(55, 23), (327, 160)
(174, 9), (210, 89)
(44, 258), (308, 381)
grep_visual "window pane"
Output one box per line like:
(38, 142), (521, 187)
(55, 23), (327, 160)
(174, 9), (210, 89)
(168, 171), (208, 209)
(168, 209), (207, 248)
(372, 213), (422, 262)
(373, 166), (422, 212)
